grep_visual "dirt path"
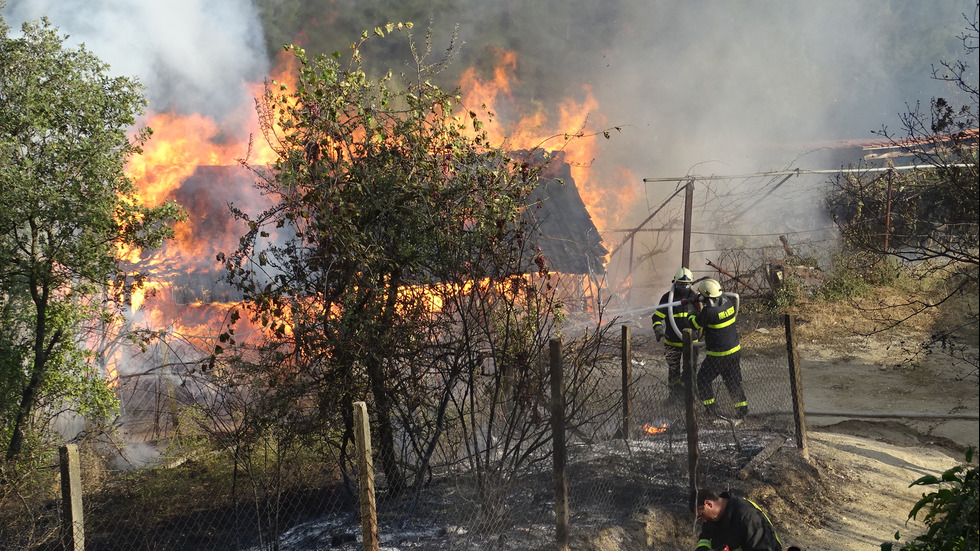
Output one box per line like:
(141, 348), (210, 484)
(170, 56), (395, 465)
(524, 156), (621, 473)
(616, 305), (979, 551)
(780, 431), (962, 550)
(736, 316), (978, 551)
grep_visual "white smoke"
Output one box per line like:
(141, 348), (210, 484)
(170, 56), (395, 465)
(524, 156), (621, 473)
(592, 0), (975, 179)
(2, 0), (269, 120)
(577, 0), (976, 287)
(3, 0), (974, 286)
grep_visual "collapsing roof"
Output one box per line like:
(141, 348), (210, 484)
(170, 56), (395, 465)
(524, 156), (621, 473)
(525, 150), (608, 275)
(142, 152), (608, 305)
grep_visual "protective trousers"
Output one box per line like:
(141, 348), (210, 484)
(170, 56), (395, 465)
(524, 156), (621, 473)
(665, 346), (699, 391)
(696, 350), (747, 414)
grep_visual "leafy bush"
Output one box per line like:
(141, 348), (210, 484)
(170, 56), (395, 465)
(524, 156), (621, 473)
(882, 448), (978, 551)
(770, 273), (807, 312)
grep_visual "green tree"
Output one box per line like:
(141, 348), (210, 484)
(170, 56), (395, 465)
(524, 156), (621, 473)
(826, 5), (978, 364)
(0, 14), (185, 461)
(221, 23), (579, 496)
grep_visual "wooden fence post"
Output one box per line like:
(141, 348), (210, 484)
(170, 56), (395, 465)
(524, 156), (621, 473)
(353, 401), (379, 551)
(783, 314), (809, 458)
(621, 325), (632, 440)
(682, 329), (700, 510)
(60, 444), (84, 551)
(550, 338), (569, 550)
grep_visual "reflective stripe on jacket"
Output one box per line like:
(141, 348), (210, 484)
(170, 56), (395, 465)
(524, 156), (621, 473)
(652, 286), (699, 347)
(692, 297), (740, 356)
(697, 493), (784, 551)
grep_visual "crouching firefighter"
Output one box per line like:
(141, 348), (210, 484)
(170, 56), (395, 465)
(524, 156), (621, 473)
(694, 488), (800, 551)
(652, 267), (699, 402)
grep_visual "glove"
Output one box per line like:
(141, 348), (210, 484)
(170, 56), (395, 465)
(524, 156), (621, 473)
(653, 324), (664, 341)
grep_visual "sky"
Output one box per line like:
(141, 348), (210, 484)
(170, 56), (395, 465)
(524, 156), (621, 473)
(4, 1), (973, 162)
(3, 0), (977, 287)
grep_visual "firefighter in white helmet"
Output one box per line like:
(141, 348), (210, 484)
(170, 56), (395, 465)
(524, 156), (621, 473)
(691, 278), (748, 420)
(652, 267), (699, 402)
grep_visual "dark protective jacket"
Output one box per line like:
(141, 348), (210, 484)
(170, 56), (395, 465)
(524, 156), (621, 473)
(696, 493), (784, 551)
(652, 285), (698, 347)
(692, 296), (740, 356)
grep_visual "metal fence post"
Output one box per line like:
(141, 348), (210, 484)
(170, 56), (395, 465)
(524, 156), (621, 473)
(550, 338), (569, 550)
(60, 444), (84, 551)
(353, 401), (379, 551)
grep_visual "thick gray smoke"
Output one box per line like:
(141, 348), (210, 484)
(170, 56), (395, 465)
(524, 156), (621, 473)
(2, 0), (269, 121)
(591, 0), (977, 180)
(4, 0), (973, 191)
(3, 0), (975, 285)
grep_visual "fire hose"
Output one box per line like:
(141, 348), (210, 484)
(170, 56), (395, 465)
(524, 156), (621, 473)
(653, 289), (740, 342)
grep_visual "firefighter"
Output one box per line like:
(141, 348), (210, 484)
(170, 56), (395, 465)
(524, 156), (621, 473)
(691, 278), (748, 420)
(651, 267), (699, 402)
(694, 488), (795, 551)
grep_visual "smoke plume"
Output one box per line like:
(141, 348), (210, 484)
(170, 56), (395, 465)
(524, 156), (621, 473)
(3, 0), (269, 121)
(3, 0), (976, 274)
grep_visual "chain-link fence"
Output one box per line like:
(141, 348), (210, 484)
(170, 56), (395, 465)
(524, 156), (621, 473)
(1, 308), (805, 551)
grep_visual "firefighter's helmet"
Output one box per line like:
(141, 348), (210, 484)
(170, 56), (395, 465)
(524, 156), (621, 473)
(672, 267), (693, 284)
(698, 278), (723, 298)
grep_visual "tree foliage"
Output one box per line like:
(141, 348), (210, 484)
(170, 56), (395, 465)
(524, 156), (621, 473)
(219, 23), (569, 494)
(883, 448), (979, 551)
(213, 25), (620, 524)
(0, 14), (185, 462)
(825, 5), (979, 347)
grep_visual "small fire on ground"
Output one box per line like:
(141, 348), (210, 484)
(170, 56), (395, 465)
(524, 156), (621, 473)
(643, 422), (669, 435)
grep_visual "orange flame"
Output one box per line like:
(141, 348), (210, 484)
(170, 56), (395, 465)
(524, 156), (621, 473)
(643, 422), (668, 435)
(104, 45), (635, 390)
(458, 49), (636, 234)
(105, 364), (119, 390)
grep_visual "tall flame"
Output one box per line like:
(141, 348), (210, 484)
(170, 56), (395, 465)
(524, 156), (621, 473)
(458, 49), (634, 232)
(105, 45), (634, 392)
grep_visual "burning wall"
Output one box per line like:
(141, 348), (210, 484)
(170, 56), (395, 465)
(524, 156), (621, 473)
(133, 153), (608, 308)
(530, 152), (609, 275)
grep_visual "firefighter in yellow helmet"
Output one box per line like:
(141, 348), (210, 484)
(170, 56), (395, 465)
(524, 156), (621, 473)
(691, 278), (748, 420)
(652, 267), (699, 402)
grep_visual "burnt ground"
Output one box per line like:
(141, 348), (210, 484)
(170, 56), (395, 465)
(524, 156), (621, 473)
(52, 294), (977, 551)
(251, 297), (977, 551)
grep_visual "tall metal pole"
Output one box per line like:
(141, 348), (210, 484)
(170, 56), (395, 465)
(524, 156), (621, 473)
(621, 325), (632, 441)
(884, 170), (893, 251)
(627, 235), (635, 307)
(682, 179), (694, 268)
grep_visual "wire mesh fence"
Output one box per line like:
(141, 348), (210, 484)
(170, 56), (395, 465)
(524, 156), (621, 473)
(1, 311), (802, 551)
